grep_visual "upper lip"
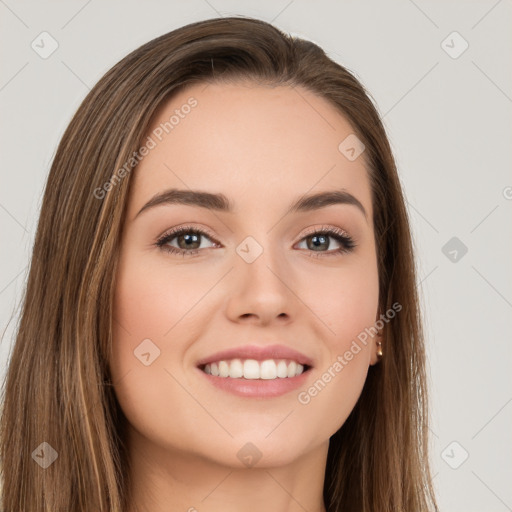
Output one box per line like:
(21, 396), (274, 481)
(196, 344), (314, 368)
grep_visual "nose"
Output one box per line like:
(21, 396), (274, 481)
(224, 246), (297, 326)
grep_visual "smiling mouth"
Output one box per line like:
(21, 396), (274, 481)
(198, 358), (312, 380)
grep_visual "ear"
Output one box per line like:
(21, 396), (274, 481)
(369, 329), (383, 366)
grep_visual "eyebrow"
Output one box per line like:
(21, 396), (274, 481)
(134, 188), (368, 221)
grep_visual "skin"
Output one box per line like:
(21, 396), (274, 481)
(110, 80), (381, 512)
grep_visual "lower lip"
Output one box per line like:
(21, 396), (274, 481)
(196, 366), (312, 398)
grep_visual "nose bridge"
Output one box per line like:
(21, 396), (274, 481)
(225, 231), (296, 323)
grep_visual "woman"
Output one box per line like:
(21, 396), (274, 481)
(0, 16), (439, 512)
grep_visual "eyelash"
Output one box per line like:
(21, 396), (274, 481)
(155, 224), (356, 258)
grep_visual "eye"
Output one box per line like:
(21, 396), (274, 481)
(155, 225), (220, 256)
(295, 226), (356, 257)
(155, 225), (356, 257)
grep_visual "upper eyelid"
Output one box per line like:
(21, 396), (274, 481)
(301, 224), (351, 238)
(157, 225), (219, 243)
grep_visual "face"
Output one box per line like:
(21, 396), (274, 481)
(110, 80), (381, 470)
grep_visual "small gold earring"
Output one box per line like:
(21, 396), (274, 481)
(376, 340), (383, 358)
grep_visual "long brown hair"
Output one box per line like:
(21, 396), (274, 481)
(0, 15), (438, 512)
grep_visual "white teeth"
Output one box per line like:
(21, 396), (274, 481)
(202, 358), (306, 380)
(218, 360), (230, 377)
(276, 360), (288, 378)
(229, 359), (244, 378)
(243, 359), (260, 379)
(260, 360), (277, 380)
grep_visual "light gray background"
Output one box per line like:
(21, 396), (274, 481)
(1, 1), (511, 510)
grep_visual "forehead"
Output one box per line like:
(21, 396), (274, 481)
(128, 80), (372, 221)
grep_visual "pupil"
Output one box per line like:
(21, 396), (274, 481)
(179, 233), (200, 249)
(310, 235), (328, 251)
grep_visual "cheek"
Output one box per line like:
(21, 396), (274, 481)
(110, 255), (205, 396)
(293, 257), (379, 431)
(113, 255), (196, 339)
(109, 254), (212, 452)
(109, 252), (187, 404)
(300, 254), (379, 354)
